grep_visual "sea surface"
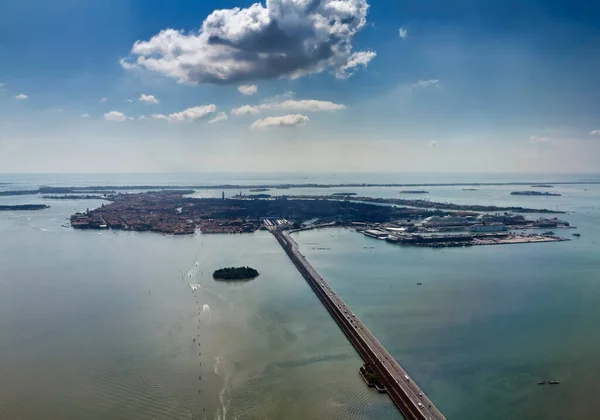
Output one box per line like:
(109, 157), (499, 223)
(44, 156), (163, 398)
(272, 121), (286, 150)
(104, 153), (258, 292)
(0, 173), (599, 420)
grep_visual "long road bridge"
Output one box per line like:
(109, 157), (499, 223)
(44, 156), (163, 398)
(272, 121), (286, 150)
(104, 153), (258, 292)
(271, 227), (446, 420)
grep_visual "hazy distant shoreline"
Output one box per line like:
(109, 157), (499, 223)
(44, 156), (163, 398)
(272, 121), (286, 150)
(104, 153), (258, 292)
(0, 180), (598, 196)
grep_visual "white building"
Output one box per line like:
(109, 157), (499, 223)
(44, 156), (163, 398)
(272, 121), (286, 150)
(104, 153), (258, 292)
(470, 224), (508, 233)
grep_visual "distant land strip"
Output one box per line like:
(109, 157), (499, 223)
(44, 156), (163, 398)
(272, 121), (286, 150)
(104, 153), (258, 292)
(0, 204), (49, 211)
(0, 181), (598, 196)
(268, 194), (565, 214)
(42, 195), (109, 200)
(0, 190), (40, 196)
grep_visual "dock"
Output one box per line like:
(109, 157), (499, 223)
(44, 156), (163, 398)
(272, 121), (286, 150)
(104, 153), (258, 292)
(271, 227), (446, 420)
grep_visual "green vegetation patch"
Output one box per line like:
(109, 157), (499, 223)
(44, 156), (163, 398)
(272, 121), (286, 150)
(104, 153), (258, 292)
(213, 266), (259, 281)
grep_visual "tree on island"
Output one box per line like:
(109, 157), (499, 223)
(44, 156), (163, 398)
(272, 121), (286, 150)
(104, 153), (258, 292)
(213, 266), (259, 280)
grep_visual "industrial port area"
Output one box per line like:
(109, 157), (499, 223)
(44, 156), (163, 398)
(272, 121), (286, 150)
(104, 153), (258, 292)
(357, 213), (572, 247)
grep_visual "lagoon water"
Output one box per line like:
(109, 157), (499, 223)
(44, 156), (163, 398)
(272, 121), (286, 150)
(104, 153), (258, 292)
(1, 173), (599, 419)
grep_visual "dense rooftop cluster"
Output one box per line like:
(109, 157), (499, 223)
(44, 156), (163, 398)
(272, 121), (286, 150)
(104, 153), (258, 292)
(70, 190), (451, 235)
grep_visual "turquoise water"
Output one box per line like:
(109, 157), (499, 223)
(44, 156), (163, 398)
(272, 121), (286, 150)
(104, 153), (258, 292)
(0, 173), (599, 419)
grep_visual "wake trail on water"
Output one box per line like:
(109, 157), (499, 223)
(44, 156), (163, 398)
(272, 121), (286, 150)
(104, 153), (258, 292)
(202, 304), (212, 323)
(213, 356), (221, 376)
(216, 368), (232, 420)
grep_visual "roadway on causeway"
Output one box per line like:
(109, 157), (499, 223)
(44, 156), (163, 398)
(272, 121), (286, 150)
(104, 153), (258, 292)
(272, 227), (446, 420)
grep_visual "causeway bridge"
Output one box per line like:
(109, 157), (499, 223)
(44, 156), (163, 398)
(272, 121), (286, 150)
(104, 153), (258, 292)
(272, 228), (445, 420)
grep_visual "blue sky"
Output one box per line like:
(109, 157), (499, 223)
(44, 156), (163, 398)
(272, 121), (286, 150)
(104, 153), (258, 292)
(1, 0), (599, 173)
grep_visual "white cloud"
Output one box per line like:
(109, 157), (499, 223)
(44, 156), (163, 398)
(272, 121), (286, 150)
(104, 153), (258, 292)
(338, 51), (377, 78)
(80, 114), (90, 118)
(590, 130), (600, 136)
(139, 115), (147, 120)
(238, 85), (258, 96)
(264, 90), (296, 103)
(399, 27), (408, 39)
(139, 94), (159, 104)
(529, 135), (556, 152)
(251, 114), (309, 129)
(100, 97), (108, 103)
(232, 105), (260, 117)
(209, 112), (228, 124)
(104, 111), (127, 122)
(119, 58), (138, 70)
(530, 135), (553, 144)
(429, 140), (437, 147)
(127, 99), (134, 103)
(14, 94), (28, 100)
(409, 79), (441, 90)
(233, 99), (344, 116)
(152, 105), (217, 122)
(121, 0), (374, 84)
(166, 105), (216, 121)
(261, 99), (345, 112)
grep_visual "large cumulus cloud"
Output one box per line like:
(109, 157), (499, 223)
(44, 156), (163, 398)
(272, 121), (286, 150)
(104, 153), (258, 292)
(120, 0), (375, 84)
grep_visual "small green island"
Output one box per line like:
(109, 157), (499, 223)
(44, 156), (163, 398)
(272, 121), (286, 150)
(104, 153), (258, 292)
(213, 266), (259, 281)
(0, 204), (50, 211)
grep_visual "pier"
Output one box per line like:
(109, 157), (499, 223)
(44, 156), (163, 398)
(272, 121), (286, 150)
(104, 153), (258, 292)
(271, 227), (446, 420)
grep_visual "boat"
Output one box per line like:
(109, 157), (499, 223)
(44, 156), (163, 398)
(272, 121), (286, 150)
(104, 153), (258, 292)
(549, 380), (560, 385)
(538, 381), (546, 385)
(416, 282), (423, 285)
(572, 233), (581, 237)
